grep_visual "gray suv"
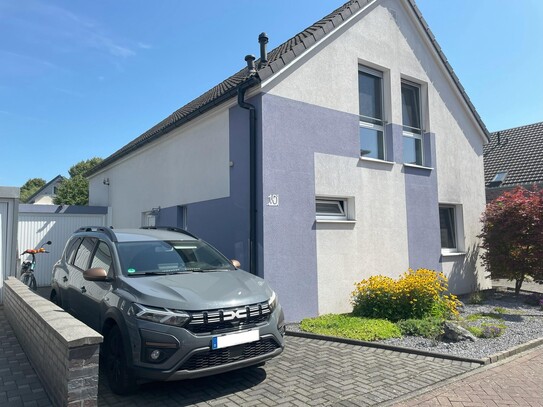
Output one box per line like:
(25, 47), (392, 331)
(50, 226), (285, 394)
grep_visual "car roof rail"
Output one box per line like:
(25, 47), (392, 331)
(140, 226), (199, 240)
(75, 226), (117, 242)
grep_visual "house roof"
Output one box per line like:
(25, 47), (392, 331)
(87, 0), (489, 177)
(27, 175), (65, 203)
(483, 121), (543, 188)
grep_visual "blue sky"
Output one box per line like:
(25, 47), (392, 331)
(1, 0), (542, 187)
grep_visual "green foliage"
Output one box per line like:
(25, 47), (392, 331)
(351, 269), (460, 322)
(68, 157), (103, 178)
(467, 291), (485, 304)
(300, 314), (401, 341)
(19, 178), (46, 203)
(480, 186), (543, 294)
(396, 318), (444, 339)
(53, 158), (102, 206)
(465, 312), (503, 322)
(466, 323), (506, 338)
(492, 307), (507, 314)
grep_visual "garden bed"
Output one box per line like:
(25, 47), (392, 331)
(287, 290), (543, 361)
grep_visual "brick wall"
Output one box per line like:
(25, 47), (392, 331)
(3, 278), (102, 407)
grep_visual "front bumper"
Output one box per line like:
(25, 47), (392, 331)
(129, 305), (285, 382)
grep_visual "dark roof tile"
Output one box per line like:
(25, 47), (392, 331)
(484, 121), (543, 188)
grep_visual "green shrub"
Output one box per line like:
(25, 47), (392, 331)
(466, 312), (503, 322)
(299, 314), (401, 341)
(467, 323), (506, 338)
(396, 317), (444, 339)
(351, 269), (460, 322)
(467, 291), (485, 304)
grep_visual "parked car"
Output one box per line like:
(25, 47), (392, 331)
(50, 226), (285, 394)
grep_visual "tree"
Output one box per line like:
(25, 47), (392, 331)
(20, 178), (46, 203)
(479, 186), (543, 294)
(53, 157), (103, 206)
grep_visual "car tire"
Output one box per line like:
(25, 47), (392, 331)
(104, 325), (138, 395)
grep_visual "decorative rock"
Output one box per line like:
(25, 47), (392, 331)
(443, 321), (477, 342)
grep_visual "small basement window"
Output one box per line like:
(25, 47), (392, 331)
(316, 198), (347, 220)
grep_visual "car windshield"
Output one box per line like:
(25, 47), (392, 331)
(117, 240), (236, 276)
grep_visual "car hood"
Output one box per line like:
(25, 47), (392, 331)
(122, 269), (273, 310)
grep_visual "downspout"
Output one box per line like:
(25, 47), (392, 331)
(238, 54), (260, 275)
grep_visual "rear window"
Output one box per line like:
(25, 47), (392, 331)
(116, 240), (235, 275)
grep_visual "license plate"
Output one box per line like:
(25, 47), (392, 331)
(211, 329), (259, 350)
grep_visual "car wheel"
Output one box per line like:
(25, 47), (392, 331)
(104, 325), (137, 395)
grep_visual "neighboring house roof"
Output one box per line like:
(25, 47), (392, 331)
(87, 0), (489, 177)
(26, 175), (65, 203)
(484, 121), (543, 189)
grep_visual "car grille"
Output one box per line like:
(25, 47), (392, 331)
(187, 301), (271, 334)
(178, 338), (280, 371)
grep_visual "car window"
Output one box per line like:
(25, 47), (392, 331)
(90, 241), (113, 275)
(65, 237), (82, 263)
(117, 240), (235, 275)
(73, 237), (97, 270)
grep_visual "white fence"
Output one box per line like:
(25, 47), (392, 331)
(17, 205), (109, 287)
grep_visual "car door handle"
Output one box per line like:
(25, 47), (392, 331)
(63, 276), (68, 283)
(80, 286), (86, 293)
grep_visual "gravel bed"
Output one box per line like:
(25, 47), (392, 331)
(287, 290), (543, 361)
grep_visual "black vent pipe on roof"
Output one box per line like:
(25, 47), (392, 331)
(258, 32), (268, 68)
(245, 54), (256, 74)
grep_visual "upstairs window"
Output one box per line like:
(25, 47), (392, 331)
(401, 81), (423, 165)
(359, 67), (385, 160)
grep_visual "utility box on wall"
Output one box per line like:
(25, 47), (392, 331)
(0, 187), (19, 304)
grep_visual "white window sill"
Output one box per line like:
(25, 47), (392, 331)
(403, 163), (433, 171)
(316, 219), (357, 224)
(441, 251), (466, 257)
(359, 157), (394, 165)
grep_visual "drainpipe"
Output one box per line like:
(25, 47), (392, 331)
(238, 54), (260, 275)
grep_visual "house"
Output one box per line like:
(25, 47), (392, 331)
(87, 0), (491, 322)
(26, 175), (64, 205)
(484, 122), (543, 202)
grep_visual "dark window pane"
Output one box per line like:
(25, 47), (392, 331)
(359, 71), (382, 123)
(360, 127), (384, 159)
(316, 201), (344, 216)
(91, 241), (113, 274)
(439, 207), (456, 249)
(402, 136), (422, 165)
(73, 238), (96, 270)
(401, 82), (421, 131)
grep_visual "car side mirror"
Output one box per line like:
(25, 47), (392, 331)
(231, 259), (241, 269)
(84, 267), (110, 281)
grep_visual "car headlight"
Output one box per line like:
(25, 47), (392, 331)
(130, 303), (190, 327)
(268, 291), (278, 312)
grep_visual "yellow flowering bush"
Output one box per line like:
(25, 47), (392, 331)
(351, 269), (460, 321)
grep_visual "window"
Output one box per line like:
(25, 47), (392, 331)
(359, 67), (385, 160)
(90, 241), (113, 275)
(401, 81), (423, 165)
(73, 237), (97, 270)
(316, 198), (347, 220)
(439, 205), (464, 253)
(488, 171), (507, 187)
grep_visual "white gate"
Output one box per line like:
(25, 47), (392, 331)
(0, 202), (7, 300)
(17, 205), (108, 287)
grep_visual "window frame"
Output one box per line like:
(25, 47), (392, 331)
(401, 80), (424, 165)
(439, 204), (464, 254)
(358, 66), (386, 160)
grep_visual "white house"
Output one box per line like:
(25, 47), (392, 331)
(88, 0), (491, 322)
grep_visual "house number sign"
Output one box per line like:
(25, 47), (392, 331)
(267, 194), (279, 207)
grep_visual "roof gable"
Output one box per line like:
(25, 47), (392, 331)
(484, 121), (543, 188)
(88, 0), (489, 177)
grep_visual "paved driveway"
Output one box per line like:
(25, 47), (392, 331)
(99, 336), (479, 406)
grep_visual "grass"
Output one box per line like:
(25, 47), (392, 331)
(299, 314), (401, 341)
(466, 312), (504, 322)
